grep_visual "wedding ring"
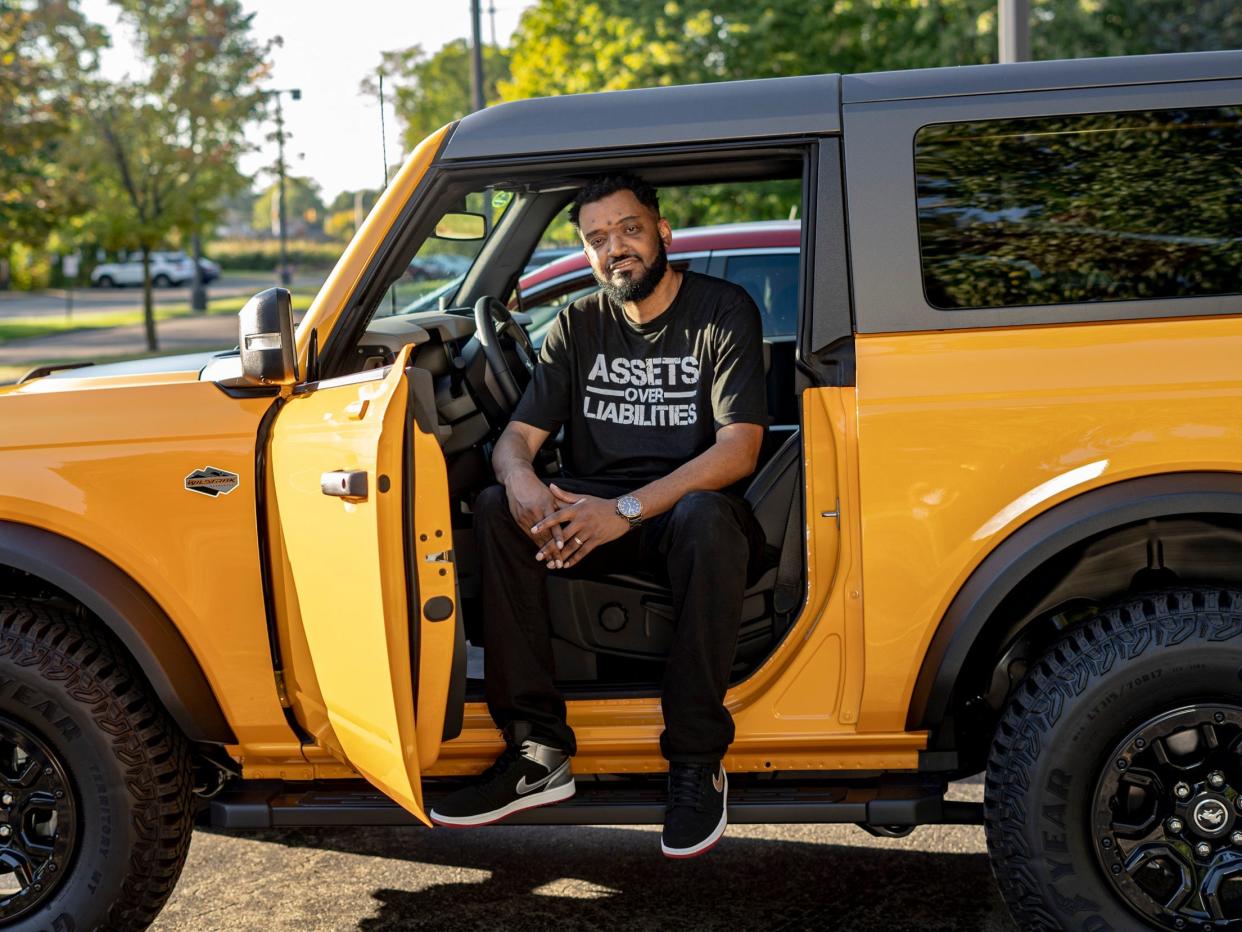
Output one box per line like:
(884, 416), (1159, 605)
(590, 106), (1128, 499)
(574, 536), (584, 546)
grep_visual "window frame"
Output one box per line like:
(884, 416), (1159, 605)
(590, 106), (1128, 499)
(843, 78), (1242, 334)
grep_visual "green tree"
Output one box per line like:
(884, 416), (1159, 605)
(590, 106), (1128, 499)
(502, 0), (1242, 101)
(0, 1), (105, 285)
(323, 188), (379, 242)
(252, 176), (325, 237)
(113, 0), (273, 310)
(367, 39), (511, 149)
(72, 81), (194, 349)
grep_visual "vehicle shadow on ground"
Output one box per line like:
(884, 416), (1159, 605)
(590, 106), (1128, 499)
(200, 823), (1014, 931)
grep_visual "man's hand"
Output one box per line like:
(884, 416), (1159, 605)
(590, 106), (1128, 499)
(504, 471), (562, 549)
(532, 484), (631, 569)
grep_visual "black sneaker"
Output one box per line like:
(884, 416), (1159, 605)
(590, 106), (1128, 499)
(661, 761), (728, 858)
(429, 740), (574, 827)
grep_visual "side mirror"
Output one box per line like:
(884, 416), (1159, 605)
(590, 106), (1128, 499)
(239, 287), (298, 386)
(433, 211), (487, 241)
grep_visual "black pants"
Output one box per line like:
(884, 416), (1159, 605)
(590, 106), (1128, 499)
(474, 478), (766, 764)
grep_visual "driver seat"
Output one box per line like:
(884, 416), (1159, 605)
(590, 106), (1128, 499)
(544, 429), (803, 684)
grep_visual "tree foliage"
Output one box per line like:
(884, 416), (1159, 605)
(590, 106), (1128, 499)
(324, 188), (379, 242)
(366, 39), (511, 149)
(0, 1), (105, 255)
(111, 0), (273, 310)
(502, 0), (1242, 101)
(252, 176), (325, 236)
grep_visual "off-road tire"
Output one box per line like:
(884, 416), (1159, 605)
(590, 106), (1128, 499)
(0, 598), (194, 930)
(984, 588), (1242, 931)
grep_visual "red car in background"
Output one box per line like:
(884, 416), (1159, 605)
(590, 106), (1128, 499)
(516, 219), (801, 340)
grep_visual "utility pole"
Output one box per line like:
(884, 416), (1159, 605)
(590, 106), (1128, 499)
(270, 88), (301, 287)
(998, 0), (1031, 63)
(470, 0), (485, 112)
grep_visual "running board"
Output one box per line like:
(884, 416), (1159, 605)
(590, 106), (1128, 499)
(206, 777), (983, 829)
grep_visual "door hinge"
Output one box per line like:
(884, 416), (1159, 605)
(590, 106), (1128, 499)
(273, 670), (291, 709)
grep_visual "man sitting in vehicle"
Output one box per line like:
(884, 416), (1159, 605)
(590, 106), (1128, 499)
(430, 173), (769, 858)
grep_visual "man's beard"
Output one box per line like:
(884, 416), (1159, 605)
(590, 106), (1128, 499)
(597, 240), (669, 304)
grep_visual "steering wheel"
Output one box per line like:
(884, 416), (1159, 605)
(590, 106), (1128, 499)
(472, 295), (537, 410)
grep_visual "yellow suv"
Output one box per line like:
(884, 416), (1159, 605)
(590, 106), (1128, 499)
(2, 50), (1241, 931)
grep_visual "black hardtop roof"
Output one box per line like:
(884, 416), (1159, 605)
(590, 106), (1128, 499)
(442, 73), (840, 160)
(843, 48), (1242, 104)
(442, 50), (1242, 161)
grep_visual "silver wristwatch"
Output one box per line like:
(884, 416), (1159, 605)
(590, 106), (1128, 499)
(615, 494), (644, 528)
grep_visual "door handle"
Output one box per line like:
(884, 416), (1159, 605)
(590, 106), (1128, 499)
(321, 470), (368, 499)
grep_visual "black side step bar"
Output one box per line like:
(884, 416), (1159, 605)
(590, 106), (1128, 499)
(206, 776), (984, 830)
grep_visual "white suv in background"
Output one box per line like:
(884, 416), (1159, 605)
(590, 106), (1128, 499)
(91, 251), (219, 288)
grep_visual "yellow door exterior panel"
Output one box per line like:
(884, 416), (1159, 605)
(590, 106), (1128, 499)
(267, 348), (458, 821)
(855, 315), (1242, 733)
(0, 377), (298, 750)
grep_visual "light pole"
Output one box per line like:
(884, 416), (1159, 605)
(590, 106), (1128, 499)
(269, 88), (301, 286)
(998, 0), (1030, 63)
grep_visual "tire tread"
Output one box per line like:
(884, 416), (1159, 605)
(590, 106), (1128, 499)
(0, 598), (194, 930)
(984, 587), (1242, 931)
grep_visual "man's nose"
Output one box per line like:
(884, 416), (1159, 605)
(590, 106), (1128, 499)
(601, 230), (628, 257)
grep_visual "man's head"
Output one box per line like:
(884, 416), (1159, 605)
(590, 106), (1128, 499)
(570, 173), (672, 304)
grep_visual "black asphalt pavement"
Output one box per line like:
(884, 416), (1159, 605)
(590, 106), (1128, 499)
(153, 783), (1016, 931)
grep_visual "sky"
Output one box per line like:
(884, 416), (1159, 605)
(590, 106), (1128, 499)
(81, 0), (534, 201)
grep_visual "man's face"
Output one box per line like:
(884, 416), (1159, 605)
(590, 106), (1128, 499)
(578, 190), (672, 303)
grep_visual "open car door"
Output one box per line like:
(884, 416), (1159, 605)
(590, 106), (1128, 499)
(266, 346), (462, 823)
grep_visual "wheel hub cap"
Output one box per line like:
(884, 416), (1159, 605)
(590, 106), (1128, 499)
(1093, 705), (1242, 929)
(1190, 796), (1234, 840)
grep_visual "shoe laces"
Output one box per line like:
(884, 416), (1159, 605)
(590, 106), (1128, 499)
(668, 763), (715, 811)
(477, 743), (525, 786)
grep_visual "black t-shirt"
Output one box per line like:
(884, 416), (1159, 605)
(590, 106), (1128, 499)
(512, 271), (768, 482)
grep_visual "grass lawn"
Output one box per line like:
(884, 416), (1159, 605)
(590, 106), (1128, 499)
(0, 287), (320, 343)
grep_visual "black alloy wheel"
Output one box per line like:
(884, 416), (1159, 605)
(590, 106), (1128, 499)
(1093, 705), (1242, 927)
(986, 588), (1242, 932)
(0, 718), (77, 924)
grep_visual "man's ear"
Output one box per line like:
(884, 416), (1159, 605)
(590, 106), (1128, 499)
(658, 216), (673, 245)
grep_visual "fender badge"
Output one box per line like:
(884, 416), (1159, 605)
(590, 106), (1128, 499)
(184, 466), (240, 497)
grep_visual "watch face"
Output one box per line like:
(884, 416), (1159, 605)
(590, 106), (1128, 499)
(618, 495), (642, 519)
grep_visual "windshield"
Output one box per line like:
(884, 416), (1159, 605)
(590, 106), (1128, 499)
(395, 274), (466, 315)
(372, 188), (514, 319)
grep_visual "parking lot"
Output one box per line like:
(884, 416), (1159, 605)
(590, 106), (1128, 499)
(152, 782), (1015, 931)
(0, 275), (282, 319)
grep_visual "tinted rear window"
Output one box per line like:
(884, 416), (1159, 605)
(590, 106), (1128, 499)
(915, 106), (1242, 310)
(722, 252), (799, 336)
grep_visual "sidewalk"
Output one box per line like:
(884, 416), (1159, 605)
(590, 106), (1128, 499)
(0, 313), (240, 367)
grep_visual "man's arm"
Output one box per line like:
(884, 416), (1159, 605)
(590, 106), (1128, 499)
(534, 422), (762, 569)
(627, 421), (762, 518)
(492, 420), (562, 548)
